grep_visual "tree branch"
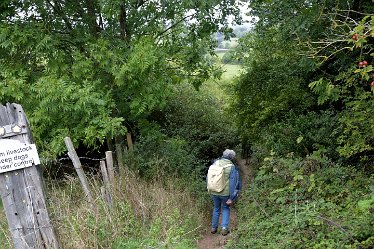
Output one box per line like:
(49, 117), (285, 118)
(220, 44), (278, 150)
(316, 214), (353, 238)
(46, 0), (73, 31)
(85, 0), (100, 36)
(119, 3), (130, 41)
(338, 9), (374, 17)
(156, 13), (196, 40)
(136, 0), (147, 8)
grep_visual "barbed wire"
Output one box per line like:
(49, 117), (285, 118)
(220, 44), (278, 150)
(58, 155), (105, 162)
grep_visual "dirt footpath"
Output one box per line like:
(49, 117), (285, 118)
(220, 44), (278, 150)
(197, 159), (250, 249)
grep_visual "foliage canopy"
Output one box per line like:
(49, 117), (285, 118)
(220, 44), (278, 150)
(0, 0), (243, 159)
(234, 0), (374, 164)
(230, 1), (374, 247)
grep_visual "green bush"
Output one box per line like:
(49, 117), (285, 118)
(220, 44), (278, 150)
(229, 155), (374, 249)
(151, 83), (239, 163)
(125, 124), (202, 183)
(262, 110), (340, 159)
(308, 16), (374, 163)
(221, 50), (242, 65)
(112, 209), (198, 248)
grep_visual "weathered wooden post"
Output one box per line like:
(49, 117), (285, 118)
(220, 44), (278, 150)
(100, 160), (112, 208)
(64, 136), (97, 214)
(0, 103), (59, 249)
(126, 132), (133, 152)
(105, 151), (115, 187)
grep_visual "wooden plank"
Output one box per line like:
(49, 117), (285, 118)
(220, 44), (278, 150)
(0, 103), (59, 249)
(64, 137), (97, 214)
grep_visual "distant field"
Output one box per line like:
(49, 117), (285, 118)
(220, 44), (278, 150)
(201, 59), (243, 108)
(214, 51), (243, 79)
(221, 64), (243, 81)
(215, 50), (227, 59)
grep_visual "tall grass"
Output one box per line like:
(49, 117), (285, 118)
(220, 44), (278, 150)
(0, 204), (11, 249)
(51, 167), (208, 248)
(0, 166), (208, 249)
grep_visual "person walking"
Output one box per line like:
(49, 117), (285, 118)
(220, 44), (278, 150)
(207, 149), (242, 236)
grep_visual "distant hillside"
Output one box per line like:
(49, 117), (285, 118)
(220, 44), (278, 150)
(216, 24), (251, 49)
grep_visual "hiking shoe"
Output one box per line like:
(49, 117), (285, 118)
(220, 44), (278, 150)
(211, 228), (217, 234)
(221, 228), (230, 236)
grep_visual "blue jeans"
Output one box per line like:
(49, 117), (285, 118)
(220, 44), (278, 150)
(211, 195), (230, 229)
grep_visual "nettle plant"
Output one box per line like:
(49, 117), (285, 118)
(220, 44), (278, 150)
(309, 15), (374, 161)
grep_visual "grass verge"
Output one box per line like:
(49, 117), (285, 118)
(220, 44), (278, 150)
(0, 166), (208, 249)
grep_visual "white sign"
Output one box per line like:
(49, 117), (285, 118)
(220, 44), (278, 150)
(0, 141), (40, 173)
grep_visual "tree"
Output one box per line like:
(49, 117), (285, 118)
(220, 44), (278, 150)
(234, 0), (373, 163)
(233, 0), (322, 157)
(0, 0), (243, 159)
(308, 14), (374, 163)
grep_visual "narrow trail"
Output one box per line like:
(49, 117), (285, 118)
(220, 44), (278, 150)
(197, 159), (252, 249)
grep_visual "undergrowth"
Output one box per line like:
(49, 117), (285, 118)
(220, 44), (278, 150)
(0, 165), (208, 249)
(0, 202), (11, 249)
(228, 154), (374, 249)
(48, 166), (207, 248)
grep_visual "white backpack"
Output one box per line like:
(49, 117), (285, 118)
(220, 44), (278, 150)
(207, 161), (231, 192)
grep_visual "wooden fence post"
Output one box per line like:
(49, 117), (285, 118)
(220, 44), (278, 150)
(0, 103), (59, 249)
(64, 137), (97, 214)
(126, 132), (133, 152)
(105, 151), (115, 187)
(100, 160), (112, 208)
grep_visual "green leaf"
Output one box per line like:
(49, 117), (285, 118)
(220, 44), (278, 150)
(296, 136), (303, 144)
